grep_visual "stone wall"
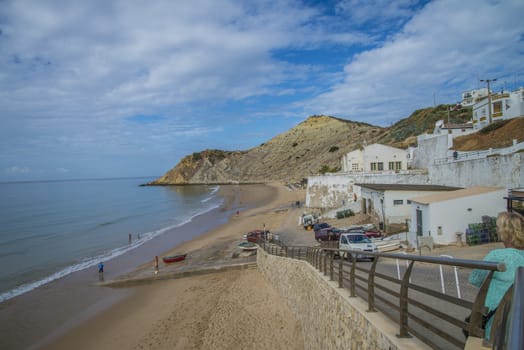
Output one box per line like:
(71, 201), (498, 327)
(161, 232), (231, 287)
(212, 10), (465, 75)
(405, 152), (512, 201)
(257, 249), (429, 350)
(306, 172), (430, 208)
(428, 152), (523, 188)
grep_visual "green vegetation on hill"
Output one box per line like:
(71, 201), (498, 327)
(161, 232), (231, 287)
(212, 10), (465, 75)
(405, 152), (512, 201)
(378, 104), (472, 148)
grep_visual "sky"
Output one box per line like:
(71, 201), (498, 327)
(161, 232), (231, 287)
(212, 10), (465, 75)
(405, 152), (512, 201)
(0, 0), (523, 181)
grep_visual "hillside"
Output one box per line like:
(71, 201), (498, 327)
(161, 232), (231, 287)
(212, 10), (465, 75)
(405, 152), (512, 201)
(377, 104), (471, 148)
(151, 115), (386, 184)
(452, 117), (524, 151)
(150, 105), (474, 185)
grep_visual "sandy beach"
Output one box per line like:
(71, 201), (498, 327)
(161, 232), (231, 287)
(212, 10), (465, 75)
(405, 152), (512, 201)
(39, 183), (306, 350)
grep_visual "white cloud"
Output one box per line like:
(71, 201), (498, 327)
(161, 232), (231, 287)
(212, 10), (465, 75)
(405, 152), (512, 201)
(4, 166), (31, 174)
(336, 0), (422, 27)
(0, 0), (327, 120)
(307, 0), (524, 124)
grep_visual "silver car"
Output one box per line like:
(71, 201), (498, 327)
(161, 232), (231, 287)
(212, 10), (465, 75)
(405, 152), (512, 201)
(339, 233), (378, 261)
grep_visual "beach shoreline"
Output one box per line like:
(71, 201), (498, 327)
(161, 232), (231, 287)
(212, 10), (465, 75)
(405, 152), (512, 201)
(0, 182), (305, 350)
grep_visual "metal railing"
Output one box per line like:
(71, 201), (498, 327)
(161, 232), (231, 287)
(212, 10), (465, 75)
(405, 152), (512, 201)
(434, 141), (524, 165)
(491, 267), (524, 350)
(260, 239), (505, 350)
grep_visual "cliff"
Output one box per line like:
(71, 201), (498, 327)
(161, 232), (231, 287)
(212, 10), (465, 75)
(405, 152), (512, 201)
(151, 115), (385, 185)
(150, 106), (474, 185)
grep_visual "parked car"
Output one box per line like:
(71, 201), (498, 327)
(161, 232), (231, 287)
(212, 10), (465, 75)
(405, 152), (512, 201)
(342, 225), (382, 239)
(244, 229), (270, 242)
(338, 232), (378, 261)
(313, 222), (331, 232)
(314, 223), (336, 241)
(364, 230), (383, 239)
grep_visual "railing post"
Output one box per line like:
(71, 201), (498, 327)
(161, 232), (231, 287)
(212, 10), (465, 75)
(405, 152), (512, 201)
(368, 256), (379, 312)
(349, 253), (356, 297)
(323, 250), (328, 276)
(398, 260), (414, 338)
(467, 271), (495, 338)
(338, 250), (343, 288)
(329, 252), (334, 281)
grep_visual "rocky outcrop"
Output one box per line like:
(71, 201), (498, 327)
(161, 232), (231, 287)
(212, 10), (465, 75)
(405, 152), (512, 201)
(150, 115), (386, 185)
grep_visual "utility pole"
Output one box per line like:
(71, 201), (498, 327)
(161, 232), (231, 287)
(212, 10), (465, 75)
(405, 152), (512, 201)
(480, 78), (497, 124)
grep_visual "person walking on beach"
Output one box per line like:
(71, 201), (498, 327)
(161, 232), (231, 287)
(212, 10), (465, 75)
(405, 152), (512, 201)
(98, 262), (104, 274)
(468, 211), (524, 341)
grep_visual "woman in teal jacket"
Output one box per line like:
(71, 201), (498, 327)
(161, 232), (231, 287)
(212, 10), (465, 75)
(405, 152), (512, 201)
(469, 211), (524, 341)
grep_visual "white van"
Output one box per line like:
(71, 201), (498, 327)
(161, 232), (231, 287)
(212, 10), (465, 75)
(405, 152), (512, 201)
(339, 232), (378, 261)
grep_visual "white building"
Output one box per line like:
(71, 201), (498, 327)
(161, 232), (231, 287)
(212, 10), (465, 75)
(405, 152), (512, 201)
(356, 183), (461, 231)
(433, 119), (474, 136)
(472, 88), (524, 129)
(410, 186), (507, 245)
(461, 88), (488, 107)
(341, 144), (408, 173)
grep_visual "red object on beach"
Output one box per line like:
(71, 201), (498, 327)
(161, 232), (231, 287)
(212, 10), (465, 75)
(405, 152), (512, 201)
(162, 254), (187, 264)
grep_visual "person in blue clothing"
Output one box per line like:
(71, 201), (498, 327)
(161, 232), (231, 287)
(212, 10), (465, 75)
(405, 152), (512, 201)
(98, 262), (104, 274)
(469, 211), (524, 341)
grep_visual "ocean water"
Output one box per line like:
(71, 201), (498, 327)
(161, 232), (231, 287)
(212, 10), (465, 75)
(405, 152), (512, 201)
(0, 177), (222, 302)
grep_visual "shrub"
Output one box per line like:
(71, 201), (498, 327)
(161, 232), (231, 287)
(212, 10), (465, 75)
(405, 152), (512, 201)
(192, 152), (202, 161)
(479, 120), (510, 134)
(336, 209), (355, 219)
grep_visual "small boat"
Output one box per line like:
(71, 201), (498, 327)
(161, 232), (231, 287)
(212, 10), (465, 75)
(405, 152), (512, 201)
(162, 254), (187, 264)
(238, 241), (258, 251)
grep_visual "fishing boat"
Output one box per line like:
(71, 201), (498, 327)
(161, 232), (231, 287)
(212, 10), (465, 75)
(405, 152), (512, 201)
(162, 254), (187, 264)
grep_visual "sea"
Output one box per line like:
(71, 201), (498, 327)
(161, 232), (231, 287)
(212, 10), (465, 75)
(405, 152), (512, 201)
(0, 177), (224, 303)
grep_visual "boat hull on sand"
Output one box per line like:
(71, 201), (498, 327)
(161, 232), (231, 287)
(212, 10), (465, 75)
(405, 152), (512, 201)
(162, 254), (187, 264)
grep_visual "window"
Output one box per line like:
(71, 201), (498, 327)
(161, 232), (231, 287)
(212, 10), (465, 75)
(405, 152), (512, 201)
(351, 163), (360, 171)
(493, 101), (502, 117)
(371, 162), (384, 171)
(389, 161), (402, 170)
(407, 200), (412, 204)
(393, 199), (403, 205)
(493, 101), (502, 113)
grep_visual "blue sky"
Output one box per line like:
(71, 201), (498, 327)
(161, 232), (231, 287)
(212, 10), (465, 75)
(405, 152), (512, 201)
(1, 0), (523, 181)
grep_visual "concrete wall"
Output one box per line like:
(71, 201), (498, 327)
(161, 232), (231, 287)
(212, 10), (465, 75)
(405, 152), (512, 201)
(412, 133), (450, 169)
(257, 249), (429, 350)
(306, 172), (430, 208)
(428, 152), (523, 188)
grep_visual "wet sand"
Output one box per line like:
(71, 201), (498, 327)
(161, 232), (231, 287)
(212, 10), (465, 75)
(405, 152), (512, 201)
(1, 183), (305, 350)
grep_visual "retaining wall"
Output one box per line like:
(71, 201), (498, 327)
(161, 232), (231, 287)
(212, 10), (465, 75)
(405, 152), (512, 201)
(306, 172), (430, 208)
(257, 249), (429, 350)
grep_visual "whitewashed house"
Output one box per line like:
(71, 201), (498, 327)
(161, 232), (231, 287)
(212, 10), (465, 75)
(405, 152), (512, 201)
(461, 88), (488, 107)
(433, 119), (474, 136)
(341, 144), (408, 173)
(356, 183), (461, 231)
(472, 88), (524, 129)
(410, 186), (507, 245)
